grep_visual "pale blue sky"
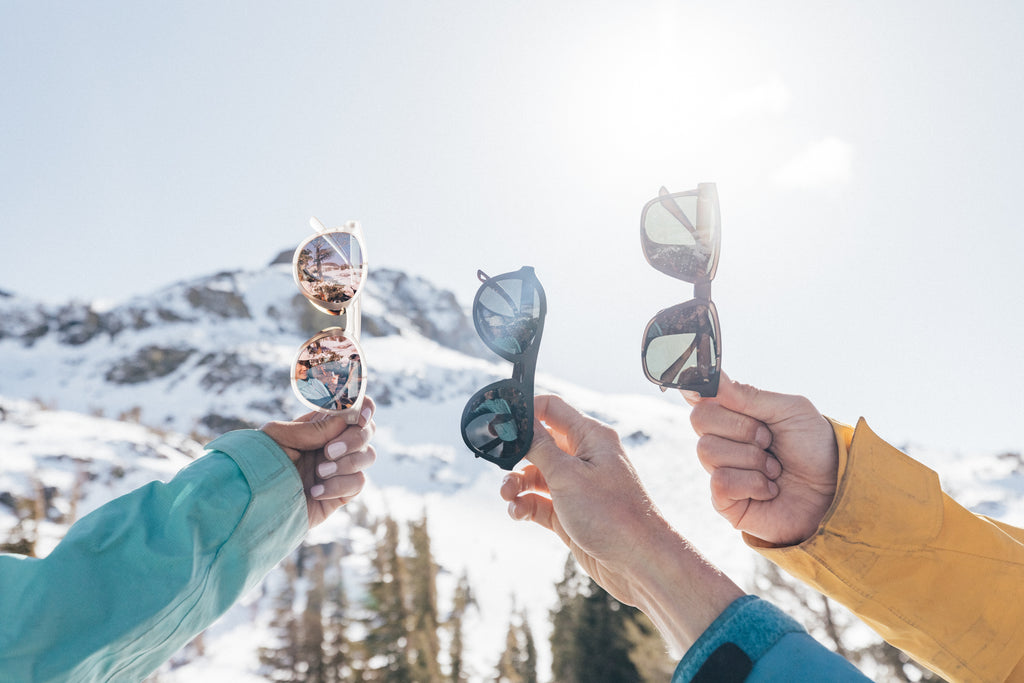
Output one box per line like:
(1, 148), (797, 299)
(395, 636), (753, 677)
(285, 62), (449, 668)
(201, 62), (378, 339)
(2, 1), (1023, 454)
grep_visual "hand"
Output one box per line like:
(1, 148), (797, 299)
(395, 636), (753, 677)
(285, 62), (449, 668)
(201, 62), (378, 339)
(501, 394), (668, 605)
(261, 398), (377, 528)
(501, 395), (743, 650)
(688, 373), (837, 546)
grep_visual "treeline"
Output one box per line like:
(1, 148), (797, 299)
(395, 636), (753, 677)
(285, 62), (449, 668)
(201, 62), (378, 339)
(256, 512), (675, 682)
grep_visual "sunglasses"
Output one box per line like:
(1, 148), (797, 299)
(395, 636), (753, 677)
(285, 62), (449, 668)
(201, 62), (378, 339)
(460, 266), (546, 470)
(290, 217), (368, 423)
(640, 183), (722, 397)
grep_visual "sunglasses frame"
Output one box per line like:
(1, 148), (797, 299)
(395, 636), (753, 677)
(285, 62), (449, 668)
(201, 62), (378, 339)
(460, 266), (546, 470)
(290, 218), (368, 423)
(640, 184), (722, 397)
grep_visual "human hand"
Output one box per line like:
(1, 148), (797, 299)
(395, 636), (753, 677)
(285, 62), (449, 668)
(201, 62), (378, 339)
(261, 397), (377, 528)
(501, 395), (687, 606)
(501, 394), (744, 651)
(688, 373), (837, 546)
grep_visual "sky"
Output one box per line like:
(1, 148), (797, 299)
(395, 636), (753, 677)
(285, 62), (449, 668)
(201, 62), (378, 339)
(2, 1), (1023, 455)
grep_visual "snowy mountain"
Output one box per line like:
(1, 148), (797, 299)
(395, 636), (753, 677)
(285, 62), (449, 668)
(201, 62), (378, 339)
(2, 257), (1022, 681)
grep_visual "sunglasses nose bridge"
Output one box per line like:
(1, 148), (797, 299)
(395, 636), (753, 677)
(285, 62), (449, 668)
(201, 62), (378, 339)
(694, 280), (711, 302)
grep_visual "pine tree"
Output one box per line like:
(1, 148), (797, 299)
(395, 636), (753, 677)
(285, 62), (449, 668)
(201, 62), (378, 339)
(362, 516), (414, 682)
(407, 514), (442, 681)
(575, 579), (642, 682)
(447, 571), (475, 682)
(259, 557), (303, 680)
(321, 543), (357, 683)
(549, 555), (585, 682)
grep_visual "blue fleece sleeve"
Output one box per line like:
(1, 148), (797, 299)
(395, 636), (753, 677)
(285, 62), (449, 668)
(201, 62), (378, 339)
(0, 430), (308, 683)
(672, 595), (872, 682)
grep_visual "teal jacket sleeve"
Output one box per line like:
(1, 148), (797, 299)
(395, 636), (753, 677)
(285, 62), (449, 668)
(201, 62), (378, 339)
(0, 430), (308, 683)
(672, 596), (872, 682)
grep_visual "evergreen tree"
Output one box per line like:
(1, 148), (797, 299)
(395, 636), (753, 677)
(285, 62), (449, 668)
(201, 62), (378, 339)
(549, 555), (585, 682)
(362, 516), (414, 682)
(407, 514), (442, 681)
(321, 543), (357, 682)
(447, 571), (475, 682)
(549, 553), (671, 682)
(259, 558), (303, 680)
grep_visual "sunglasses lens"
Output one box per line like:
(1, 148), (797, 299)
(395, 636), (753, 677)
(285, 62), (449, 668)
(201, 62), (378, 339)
(461, 381), (533, 466)
(642, 302), (721, 396)
(294, 231), (367, 312)
(474, 275), (544, 360)
(641, 188), (720, 282)
(293, 332), (365, 412)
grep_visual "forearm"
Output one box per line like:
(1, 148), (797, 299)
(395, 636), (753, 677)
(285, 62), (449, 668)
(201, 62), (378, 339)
(0, 430), (307, 683)
(625, 525), (745, 654)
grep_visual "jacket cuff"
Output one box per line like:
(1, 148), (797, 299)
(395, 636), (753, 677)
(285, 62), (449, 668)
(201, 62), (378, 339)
(672, 596), (805, 682)
(204, 430), (308, 591)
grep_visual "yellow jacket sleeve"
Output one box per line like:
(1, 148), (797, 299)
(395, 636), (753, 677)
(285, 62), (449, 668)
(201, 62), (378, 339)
(747, 418), (1024, 683)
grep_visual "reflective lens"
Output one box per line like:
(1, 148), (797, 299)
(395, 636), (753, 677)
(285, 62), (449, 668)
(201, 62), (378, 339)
(293, 231), (367, 314)
(461, 381), (533, 463)
(292, 329), (366, 413)
(473, 273), (544, 360)
(642, 301), (721, 396)
(641, 186), (720, 283)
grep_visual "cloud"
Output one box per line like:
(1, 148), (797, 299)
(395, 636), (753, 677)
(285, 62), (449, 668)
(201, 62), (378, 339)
(721, 76), (791, 118)
(773, 137), (854, 189)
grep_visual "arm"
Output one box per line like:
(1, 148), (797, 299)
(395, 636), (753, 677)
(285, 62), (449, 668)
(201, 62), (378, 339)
(689, 375), (1024, 681)
(0, 405), (376, 683)
(501, 395), (867, 681)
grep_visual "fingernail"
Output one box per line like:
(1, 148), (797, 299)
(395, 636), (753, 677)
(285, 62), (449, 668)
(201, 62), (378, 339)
(360, 406), (372, 424)
(767, 481), (779, 497)
(310, 484), (325, 498)
(326, 440), (349, 460)
(680, 390), (701, 406)
(755, 425), (772, 450)
(766, 457), (782, 479)
(318, 461), (338, 477)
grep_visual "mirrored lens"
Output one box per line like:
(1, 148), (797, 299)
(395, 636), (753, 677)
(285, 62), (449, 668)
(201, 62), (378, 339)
(293, 332), (365, 412)
(294, 231), (367, 309)
(641, 190), (719, 282)
(474, 276), (543, 360)
(461, 381), (533, 466)
(643, 302), (720, 395)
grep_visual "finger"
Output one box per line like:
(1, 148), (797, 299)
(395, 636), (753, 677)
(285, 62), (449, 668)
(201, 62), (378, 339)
(325, 419), (377, 460)
(690, 398), (772, 450)
(712, 372), (805, 427)
(310, 471), (367, 501)
(530, 394), (615, 466)
(507, 491), (556, 532)
(500, 465), (550, 502)
(709, 468), (780, 512)
(262, 415), (352, 452)
(287, 395), (378, 427)
(696, 435), (782, 479)
(318, 446), (377, 478)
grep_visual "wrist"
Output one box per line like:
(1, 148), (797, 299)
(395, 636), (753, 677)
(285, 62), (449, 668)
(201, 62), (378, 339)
(624, 525), (745, 653)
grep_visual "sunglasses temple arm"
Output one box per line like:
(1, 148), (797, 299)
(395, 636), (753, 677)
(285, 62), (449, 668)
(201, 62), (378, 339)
(309, 216), (363, 268)
(657, 187), (699, 239)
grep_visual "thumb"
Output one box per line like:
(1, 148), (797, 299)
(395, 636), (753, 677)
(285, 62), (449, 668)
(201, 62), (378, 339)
(714, 371), (799, 426)
(261, 415), (351, 454)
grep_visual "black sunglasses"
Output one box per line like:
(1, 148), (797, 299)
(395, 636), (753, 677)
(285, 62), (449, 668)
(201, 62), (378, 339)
(640, 184), (722, 397)
(460, 266), (546, 470)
